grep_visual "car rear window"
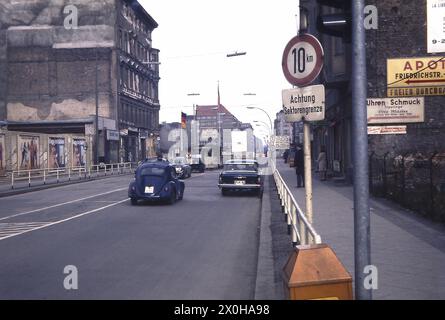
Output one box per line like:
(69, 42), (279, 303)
(139, 167), (166, 176)
(174, 158), (185, 165)
(224, 164), (257, 171)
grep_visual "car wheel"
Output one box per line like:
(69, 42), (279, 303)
(221, 188), (228, 196)
(130, 198), (138, 206)
(168, 191), (176, 205)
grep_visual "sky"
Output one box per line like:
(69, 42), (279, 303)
(140, 0), (300, 137)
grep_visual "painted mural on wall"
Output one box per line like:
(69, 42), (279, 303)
(73, 138), (86, 167)
(48, 137), (66, 169)
(19, 136), (40, 170)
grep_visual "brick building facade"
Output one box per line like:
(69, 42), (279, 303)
(0, 0), (160, 170)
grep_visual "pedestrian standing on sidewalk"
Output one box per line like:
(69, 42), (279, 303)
(317, 146), (327, 181)
(295, 144), (305, 188)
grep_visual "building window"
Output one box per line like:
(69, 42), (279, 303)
(129, 72), (133, 91)
(148, 80), (152, 97)
(334, 37), (344, 56)
(153, 83), (158, 100)
(120, 65), (124, 87)
(135, 73), (139, 92)
(126, 33), (130, 54)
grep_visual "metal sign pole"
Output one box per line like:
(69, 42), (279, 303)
(352, 0), (372, 300)
(303, 121), (313, 229)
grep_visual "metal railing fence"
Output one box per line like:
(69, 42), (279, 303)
(273, 168), (322, 246)
(11, 162), (137, 189)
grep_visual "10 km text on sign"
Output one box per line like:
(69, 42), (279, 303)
(282, 34), (324, 87)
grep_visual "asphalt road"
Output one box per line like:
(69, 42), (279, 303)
(0, 170), (262, 299)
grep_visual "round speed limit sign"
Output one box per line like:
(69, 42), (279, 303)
(282, 34), (324, 87)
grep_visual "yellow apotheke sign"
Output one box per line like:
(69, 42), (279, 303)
(387, 57), (445, 97)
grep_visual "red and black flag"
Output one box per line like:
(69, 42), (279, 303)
(181, 112), (187, 129)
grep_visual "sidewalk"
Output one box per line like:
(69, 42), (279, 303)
(275, 159), (445, 300)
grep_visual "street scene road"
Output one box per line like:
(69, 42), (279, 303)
(0, 0), (444, 303)
(0, 171), (261, 299)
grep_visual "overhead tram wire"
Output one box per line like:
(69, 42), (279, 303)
(163, 51), (230, 60)
(164, 50), (247, 61)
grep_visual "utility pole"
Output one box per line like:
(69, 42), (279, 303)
(352, 0), (372, 300)
(296, 0), (314, 228)
(95, 49), (99, 165)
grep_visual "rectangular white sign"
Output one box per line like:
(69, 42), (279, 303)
(106, 130), (120, 141)
(368, 126), (407, 135)
(427, 0), (445, 53)
(367, 97), (425, 124)
(271, 135), (290, 150)
(231, 131), (247, 153)
(282, 85), (325, 122)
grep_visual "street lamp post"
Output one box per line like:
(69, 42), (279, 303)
(212, 107), (225, 166)
(95, 49), (99, 165)
(255, 123), (271, 156)
(253, 120), (272, 132)
(217, 112), (225, 166)
(246, 105), (275, 169)
(245, 106), (273, 131)
(186, 93), (201, 160)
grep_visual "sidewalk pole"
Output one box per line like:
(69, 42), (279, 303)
(303, 121), (313, 230)
(352, 0), (372, 300)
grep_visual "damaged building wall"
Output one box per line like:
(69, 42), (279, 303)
(0, 0), (117, 123)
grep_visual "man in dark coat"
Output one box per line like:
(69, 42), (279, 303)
(294, 144), (305, 188)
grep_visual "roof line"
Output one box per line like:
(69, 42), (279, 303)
(125, 0), (159, 29)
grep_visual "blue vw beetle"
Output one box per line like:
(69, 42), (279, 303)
(128, 159), (185, 205)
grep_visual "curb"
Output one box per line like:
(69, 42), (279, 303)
(254, 174), (279, 300)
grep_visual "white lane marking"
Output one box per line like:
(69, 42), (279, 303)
(0, 222), (49, 226)
(82, 200), (122, 203)
(0, 199), (129, 241)
(0, 187), (128, 222)
(0, 222), (50, 239)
